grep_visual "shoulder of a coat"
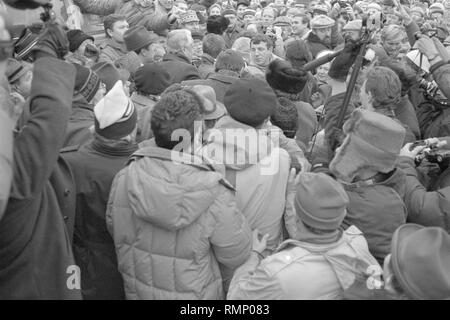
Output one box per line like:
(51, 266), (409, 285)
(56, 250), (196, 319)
(60, 144), (81, 153)
(261, 247), (310, 277)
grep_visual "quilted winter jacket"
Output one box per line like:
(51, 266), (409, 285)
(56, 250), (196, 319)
(106, 143), (252, 299)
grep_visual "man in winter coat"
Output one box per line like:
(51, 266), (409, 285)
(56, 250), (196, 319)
(0, 23), (82, 299)
(265, 59), (317, 151)
(159, 29), (200, 83)
(63, 64), (106, 147)
(305, 14), (343, 58)
(329, 109), (408, 265)
(228, 172), (381, 300)
(62, 81), (138, 300)
(396, 138), (450, 233)
(106, 85), (252, 299)
(131, 63), (172, 143)
(201, 78), (291, 255)
(99, 14), (142, 73)
(182, 49), (245, 103)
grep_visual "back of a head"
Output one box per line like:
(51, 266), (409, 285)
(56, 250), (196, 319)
(365, 66), (401, 109)
(202, 33), (227, 58)
(378, 58), (418, 97)
(151, 85), (204, 149)
(206, 15), (230, 34)
(167, 29), (191, 53)
(381, 24), (405, 42)
(271, 97), (299, 139)
(285, 39), (312, 69)
(215, 49), (246, 73)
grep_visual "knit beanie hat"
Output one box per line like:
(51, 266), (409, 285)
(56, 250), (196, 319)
(391, 224), (450, 300)
(134, 63), (172, 95)
(329, 109), (406, 183)
(285, 39), (313, 69)
(94, 81), (137, 139)
(14, 26), (40, 61)
(5, 58), (32, 84)
(410, 6), (425, 17)
(73, 63), (100, 103)
(179, 10), (200, 24)
(224, 78), (278, 127)
(429, 3), (445, 15)
(92, 62), (124, 93)
(266, 59), (308, 94)
(294, 172), (349, 231)
(67, 29), (94, 52)
(270, 97), (299, 139)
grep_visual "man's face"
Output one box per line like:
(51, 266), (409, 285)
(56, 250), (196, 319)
(431, 12), (443, 22)
(76, 39), (94, 56)
(291, 16), (308, 34)
(368, 8), (381, 16)
(251, 41), (271, 66)
(159, 0), (173, 10)
(316, 62), (330, 83)
(210, 7), (221, 16)
(262, 9), (276, 26)
(109, 20), (129, 43)
(382, 35), (403, 59)
(243, 14), (255, 24)
(237, 4), (248, 18)
(344, 30), (361, 42)
(314, 27), (332, 44)
(286, 0), (294, 7)
(225, 14), (237, 29)
(183, 21), (200, 32)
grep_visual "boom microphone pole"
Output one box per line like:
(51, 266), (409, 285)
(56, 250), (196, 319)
(302, 49), (344, 72)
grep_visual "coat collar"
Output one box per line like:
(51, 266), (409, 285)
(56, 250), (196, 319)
(163, 52), (192, 64)
(104, 38), (128, 55)
(90, 136), (138, 157)
(208, 71), (239, 84)
(201, 53), (215, 65)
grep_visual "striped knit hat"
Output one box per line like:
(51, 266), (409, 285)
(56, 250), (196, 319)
(73, 63), (101, 103)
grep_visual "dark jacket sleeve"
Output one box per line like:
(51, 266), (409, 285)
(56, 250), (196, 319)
(432, 62), (450, 100)
(73, 0), (123, 15)
(405, 20), (420, 47)
(398, 156), (450, 232)
(10, 57), (75, 200)
(0, 109), (13, 218)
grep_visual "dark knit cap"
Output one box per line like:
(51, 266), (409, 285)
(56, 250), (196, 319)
(14, 27), (40, 61)
(266, 59), (308, 94)
(134, 63), (172, 95)
(271, 97), (299, 139)
(73, 63), (101, 102)
(67, 29), (94, 52)
(92, 62), (124, 93)
(224, 78), (278, 127)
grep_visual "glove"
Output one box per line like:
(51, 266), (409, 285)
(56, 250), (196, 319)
(31, 21), (69, 60)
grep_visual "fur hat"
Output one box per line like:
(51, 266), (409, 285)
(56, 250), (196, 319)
(285, 40), (313, 69)
(266, 59), (308, 94)
(329, 109), (406, 183)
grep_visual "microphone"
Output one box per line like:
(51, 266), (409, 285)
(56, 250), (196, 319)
(301, 49), (344, 72)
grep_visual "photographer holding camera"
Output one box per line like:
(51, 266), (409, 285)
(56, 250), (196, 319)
(0, 3), (81, 299)
(398, 138), (450, 233)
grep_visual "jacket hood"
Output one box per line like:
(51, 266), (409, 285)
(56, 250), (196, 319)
(201, 116), (279, 171)
(125, 142), (227, 231)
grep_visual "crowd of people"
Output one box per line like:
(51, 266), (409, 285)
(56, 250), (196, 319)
(0, 0), (450, 300)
